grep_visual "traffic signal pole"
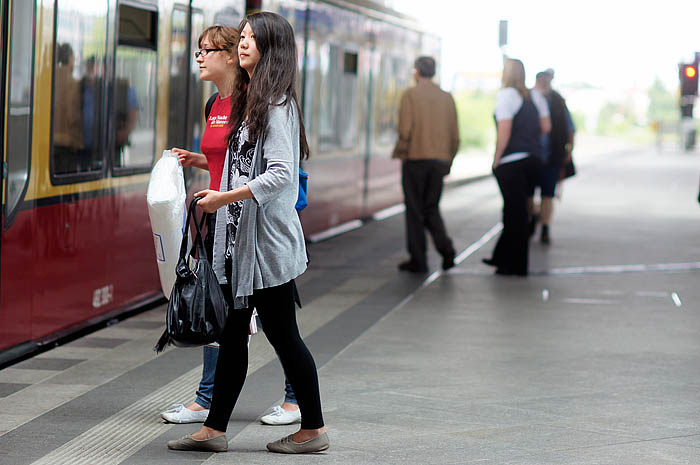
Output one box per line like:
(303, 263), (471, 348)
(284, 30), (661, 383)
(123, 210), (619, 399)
(679, 60), (698, 151)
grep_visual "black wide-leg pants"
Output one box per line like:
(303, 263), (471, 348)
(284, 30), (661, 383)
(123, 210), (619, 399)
(491, 156), (539, 275)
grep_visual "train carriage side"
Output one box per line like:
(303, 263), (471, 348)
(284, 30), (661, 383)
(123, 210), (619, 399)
(0, 0), (162, 355)
(0, 0), (244, 360)
(258, 0), (436, 235)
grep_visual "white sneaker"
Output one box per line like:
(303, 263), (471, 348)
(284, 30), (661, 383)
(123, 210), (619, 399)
(260, 405), (301, 425)
(160, 403), (209, 424)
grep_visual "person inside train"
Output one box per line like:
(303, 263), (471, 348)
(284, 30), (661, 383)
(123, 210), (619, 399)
(79, 56), (102, 172)
(53, 43), (84, 174)
(113, 78), (139, 166)
(167, 12), (328, 454)
(482, 58), (550, 276)
(159, 24), (303, 429)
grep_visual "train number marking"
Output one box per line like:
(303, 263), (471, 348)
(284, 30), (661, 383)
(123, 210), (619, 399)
(93, 285), (114, 309)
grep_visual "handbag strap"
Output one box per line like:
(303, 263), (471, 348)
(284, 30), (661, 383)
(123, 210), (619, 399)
(178, 198), (209, 267)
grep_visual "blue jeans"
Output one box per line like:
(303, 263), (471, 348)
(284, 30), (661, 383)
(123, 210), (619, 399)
(195, 345), (219, 409)
(195, 345), (297, 409)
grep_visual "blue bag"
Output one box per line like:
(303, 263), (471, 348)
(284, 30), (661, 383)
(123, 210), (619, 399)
(295, 168), (308, 211)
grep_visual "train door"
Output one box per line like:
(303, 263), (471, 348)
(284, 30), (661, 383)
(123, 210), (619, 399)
(107, 1), (160, 305)
(166, 1), (243, 193)
(166, 3), (206, 191)
(0, 0), (36, 352)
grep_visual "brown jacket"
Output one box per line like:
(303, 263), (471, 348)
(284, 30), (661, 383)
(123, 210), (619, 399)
(392, 80), (459, 163)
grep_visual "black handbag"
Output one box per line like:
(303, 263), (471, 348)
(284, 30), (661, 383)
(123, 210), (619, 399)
(562, 158), (576, 179)
(154, 198), (228, 352)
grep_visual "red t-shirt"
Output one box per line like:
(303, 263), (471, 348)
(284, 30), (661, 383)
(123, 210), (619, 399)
(200, 95), (231, 190)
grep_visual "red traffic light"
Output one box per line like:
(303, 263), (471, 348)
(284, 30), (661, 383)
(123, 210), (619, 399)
(680, 62), (699, 96)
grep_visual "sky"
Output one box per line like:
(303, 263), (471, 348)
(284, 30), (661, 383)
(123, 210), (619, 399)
(396, 0), (700, 94)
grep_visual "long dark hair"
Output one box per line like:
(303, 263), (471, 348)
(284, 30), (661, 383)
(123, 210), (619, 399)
(229, 12), (309, 160)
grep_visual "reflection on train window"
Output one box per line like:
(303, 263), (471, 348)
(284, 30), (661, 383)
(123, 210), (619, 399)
(167, 6), (188, 150)
(317, 45), (359, 153)
(50, 0), (108, 181)
(112, 5), (157, 174)
(5, 0), (35, 226)
(374, 55), (404, 148)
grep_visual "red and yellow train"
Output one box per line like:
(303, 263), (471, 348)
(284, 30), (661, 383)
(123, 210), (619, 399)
(0, 0), (438, 361)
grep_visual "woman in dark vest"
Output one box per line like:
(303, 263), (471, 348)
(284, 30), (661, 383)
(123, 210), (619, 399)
(483, 58), (551, 276)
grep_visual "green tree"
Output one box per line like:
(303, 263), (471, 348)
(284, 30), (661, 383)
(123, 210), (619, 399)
(453, 89), (497, 150)
(647, 77), (678, 124)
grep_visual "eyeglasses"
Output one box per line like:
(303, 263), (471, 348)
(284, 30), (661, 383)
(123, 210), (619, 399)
(194, 48), (225, 58)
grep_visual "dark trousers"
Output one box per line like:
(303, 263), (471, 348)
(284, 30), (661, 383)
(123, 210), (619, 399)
(401, 160), (455, 267)
(204, 280), (324, 431)
(490, 156), (540, 275)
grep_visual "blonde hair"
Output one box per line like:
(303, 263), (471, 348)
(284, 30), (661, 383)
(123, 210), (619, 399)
(198, 25), (239, 55)
(502, 58), (529, 100)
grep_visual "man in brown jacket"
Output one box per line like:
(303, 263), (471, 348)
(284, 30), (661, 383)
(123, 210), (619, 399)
(393, 56), (459, 273)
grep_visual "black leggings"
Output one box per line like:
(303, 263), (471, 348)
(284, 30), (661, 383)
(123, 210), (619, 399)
(204, 280), (324, 431)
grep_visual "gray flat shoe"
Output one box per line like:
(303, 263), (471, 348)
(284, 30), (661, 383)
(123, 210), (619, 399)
(266, 432), (329, 454)
(167, 434), (228, 452)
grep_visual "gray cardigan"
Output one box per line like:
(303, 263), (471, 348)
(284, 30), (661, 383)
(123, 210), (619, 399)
(212, 99), (307, 309)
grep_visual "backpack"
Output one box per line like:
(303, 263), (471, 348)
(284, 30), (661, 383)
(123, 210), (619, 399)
(205, 92), (308, 212)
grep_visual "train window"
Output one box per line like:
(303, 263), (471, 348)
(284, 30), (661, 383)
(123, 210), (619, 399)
(112, 4), (158, 175)
(5, 0), (35, 227)
(343, 52), (358, 75)
(117, 4), (157, 50)
(50, 0), (108, 182)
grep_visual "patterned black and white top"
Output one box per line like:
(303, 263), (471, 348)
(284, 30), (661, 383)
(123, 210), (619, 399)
(225, 120), (256, 257)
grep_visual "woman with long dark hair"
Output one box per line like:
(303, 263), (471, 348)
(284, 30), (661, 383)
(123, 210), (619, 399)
(483, 58), (550, 276)
(167, 12), (328, 454)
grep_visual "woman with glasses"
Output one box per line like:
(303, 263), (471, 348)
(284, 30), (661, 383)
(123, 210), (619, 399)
(167, 12), (328, 454)
(159, 25), (239, 425)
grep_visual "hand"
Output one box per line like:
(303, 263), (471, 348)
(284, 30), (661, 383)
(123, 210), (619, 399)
(194, 190), (226, 213)
(172, 147), (198, 167)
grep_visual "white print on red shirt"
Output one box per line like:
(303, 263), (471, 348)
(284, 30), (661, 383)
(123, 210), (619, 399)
(209, 114), (229, 128)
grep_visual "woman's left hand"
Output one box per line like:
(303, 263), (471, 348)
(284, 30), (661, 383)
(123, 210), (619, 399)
(194, 189), (226, 213)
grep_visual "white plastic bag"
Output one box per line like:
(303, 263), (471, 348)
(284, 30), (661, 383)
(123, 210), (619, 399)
(147, 150), (187, 299)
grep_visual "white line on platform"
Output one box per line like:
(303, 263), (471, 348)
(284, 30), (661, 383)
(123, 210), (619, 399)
(455, 223), (503, 265)
(635, 291), (669, 297)
(372, 204), (405, 221)
(307, 219), (363, 243)
(671, 292), (682, 308)
(549, 261), (700, 275)
(393, 223), (502, 312)
(563, 298), (617, 305)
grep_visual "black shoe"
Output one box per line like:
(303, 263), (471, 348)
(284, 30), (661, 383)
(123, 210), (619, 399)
(398, 261), (428, 273)
(482, 258), (497, 267)
(540, 225), (550, 245)
(495, 267), (527, 277)
(442, 252), (455, 271)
